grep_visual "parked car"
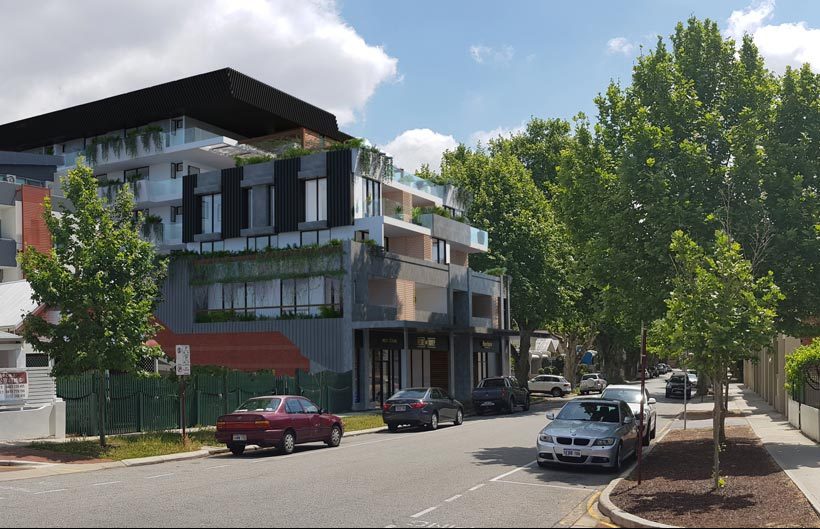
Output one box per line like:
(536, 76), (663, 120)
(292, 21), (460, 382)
(687, 369), (699, 386)
(647, 366), (659, 378)
(529, 374), (572, 397)
(601, 385), (657, 446)
(657, 363), (671, 375)
(382, 387), (464, 432)
(579, 373), (608, 395)
(472, 376), (531, 414)
(666, 373), (695, 400)
(536, 399), (639, 471)
(216, 396), (343, 456)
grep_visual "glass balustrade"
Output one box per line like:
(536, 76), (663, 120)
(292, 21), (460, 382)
(391, 170), (447, 201)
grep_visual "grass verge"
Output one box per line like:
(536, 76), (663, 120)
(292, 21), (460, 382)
(28, 430), (217, 461)
(341, 413), (384, 432)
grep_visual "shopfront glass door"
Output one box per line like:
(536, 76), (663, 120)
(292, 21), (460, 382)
(371, 349), (401, 407)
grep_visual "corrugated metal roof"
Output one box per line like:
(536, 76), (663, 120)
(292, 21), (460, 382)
(0, 68), (351, 151)
(0, 280), (38, 329)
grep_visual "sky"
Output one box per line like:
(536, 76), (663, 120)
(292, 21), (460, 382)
(2, 1), (820, 173)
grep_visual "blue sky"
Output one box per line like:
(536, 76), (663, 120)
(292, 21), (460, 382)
(335, 0), (820, 170)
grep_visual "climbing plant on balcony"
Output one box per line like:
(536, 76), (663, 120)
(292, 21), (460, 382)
(786, 340), (820, 395)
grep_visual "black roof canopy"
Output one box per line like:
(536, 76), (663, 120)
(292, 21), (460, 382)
(0, 68), (350, 151)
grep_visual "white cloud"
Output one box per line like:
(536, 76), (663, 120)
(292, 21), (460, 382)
(726, 0), (820, 73)
(469, 122), (526, 147)
(606, 37), (635, 56)
(469, 44), (515, 64)
(0, 0), (399, 126)
(380, 129), (458, 173)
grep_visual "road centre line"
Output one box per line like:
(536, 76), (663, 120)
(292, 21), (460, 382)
(444, 494), (462, 503)
(145, 473), (174, 480)
(489, 461), (536, 482)
(411, 506), (440, 519)
(33, 489), (67, 495)
(468, 484), (485, 492)
(92, 481), (122, 487)
(205, 465), (229, 470)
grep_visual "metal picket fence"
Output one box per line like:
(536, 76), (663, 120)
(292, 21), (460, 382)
(56, 370), (352, 436)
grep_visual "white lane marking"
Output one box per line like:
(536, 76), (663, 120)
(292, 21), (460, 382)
(489, 461), (536, 482)
(444, 494), (462, 503)
(145, 473), (174, 480)
(33, 489), (67, 495)
(411, 506), (440, 519)
(491, 479), (594, 492)
(92, 481), (122, 487)
(385, 525), (397, 528)
(206, 465), (230, 470)
(468, 484), (485, 492)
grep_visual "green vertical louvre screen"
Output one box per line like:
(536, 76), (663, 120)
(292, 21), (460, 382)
(56, 370), (351, 436)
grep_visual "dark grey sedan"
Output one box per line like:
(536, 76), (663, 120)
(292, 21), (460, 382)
(382, 388), (464, 432)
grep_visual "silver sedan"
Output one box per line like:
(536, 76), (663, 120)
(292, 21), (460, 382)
(536, 399), (639, 471)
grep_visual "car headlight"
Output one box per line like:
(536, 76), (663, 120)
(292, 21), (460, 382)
(593, 438), (617, 447)
(539, 434), (554, 443)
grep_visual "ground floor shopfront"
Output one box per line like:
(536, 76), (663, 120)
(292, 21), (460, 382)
(353, 329), (511, 410)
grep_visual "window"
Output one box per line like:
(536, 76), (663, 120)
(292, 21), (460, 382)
(301, 231), (319, 247)
(432, 238), (448, 264)
(247, 235), (275, 251)
(285, 399), (304, 414)
(355, 231), (370, 243)
(354, 177), (382, 218)
(188, 165), (200, 176)
(171, 162), (183, 178)
(202, 277), (341, 318)
(124, 167), (149, 182)
(201, 193), (222, 234)
(236, 398), (281, 412)
(268, 185), (275, 227)
(171, 206), (183, 224)
(305, 178), (327, 222)
(200, 241), (224, 253)
(299, 399), (320, 414)
(242, 188), (251, 230)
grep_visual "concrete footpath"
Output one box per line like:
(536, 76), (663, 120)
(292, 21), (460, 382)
(732, 385), (820, 515)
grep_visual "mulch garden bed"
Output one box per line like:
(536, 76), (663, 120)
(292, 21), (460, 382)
(610, 425), (820, 528)
(679, 410), (748, 421)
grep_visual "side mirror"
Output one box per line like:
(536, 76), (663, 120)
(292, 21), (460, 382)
(648, 398), (657, 405)
(318, 409), (325, 415)
(624, 416), (634, 425)
(546, 412), (555, 421)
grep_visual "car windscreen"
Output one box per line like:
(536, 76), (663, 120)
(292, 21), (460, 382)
(557, 402), (621, 423)
(602, 388), (643, 403)
(670, 375), (687, 384)
(235, 398), (281, 412)
(479, 379), (506, 388)
(581, 375), (597, 381)
(391, 389), (428, 400)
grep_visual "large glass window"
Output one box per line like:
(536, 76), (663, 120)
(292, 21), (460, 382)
(433, 238), (448, 264)
(305, 178), (327, 222)
(124, 167), (149, 182)
(354, 177), (382, 218)
(201, 193), (222, 234)
(268, 185), (275, 227)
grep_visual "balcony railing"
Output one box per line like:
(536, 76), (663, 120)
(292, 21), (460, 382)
(417, 213), (489, 251)
(142, 222), (182, 246)
(391, 170), (448, 201)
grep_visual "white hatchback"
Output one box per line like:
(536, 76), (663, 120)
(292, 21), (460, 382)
(528, 375), (572, 397)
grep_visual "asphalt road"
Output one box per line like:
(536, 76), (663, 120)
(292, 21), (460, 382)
(1, 376), (685, 528)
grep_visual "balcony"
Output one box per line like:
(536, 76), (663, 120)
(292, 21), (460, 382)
(417, 214), (489, 252)
(390, 170), (447, 201)
(355, 304), (449, 325)
(142, 222), (183, 247)
(0, 237), (17, 268)
(131, 178), (183, 204)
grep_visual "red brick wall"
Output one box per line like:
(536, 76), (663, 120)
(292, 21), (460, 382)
(155, 323), (311, 375)
(451, 249), (469, 267)
(396, 279), (416, 320)
(21, 186), (51, 254)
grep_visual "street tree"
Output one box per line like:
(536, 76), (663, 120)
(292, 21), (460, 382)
(650, 230), (781, 490)
(441, 144), (575, 385)
(19, 161), (168, 447)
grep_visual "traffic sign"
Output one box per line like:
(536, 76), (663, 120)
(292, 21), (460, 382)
(175, 345), (191, 376)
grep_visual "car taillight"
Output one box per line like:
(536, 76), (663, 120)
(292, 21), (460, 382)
(254, 420), (270, 429)
(216, 421), (225, 430)
(410, 402), (426, 409)
(501, 389), (508, 398)
(383, 403), (392, 411)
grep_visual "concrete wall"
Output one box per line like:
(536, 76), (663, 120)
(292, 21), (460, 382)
(788, 397), (802, 429)
(744, 334), (802, 414)
(802, 405), (820, 443)
(0, 401), (65, 441)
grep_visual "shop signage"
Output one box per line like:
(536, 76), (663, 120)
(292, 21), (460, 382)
(474, 338), (500, 353)
(372, 333), (403, 350)
(410, 335), (449, 351)
(0, 370), (28, 405)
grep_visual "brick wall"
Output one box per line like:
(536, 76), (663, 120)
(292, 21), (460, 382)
(492, 297), (501, 328)
(21, 185), (51, 255)
(388, 234), (432, 261)
(396, 279), (416, 320)
(451, 249), (469, 267)
(302, 128), (326, 150)
(402, 191), (413, 223)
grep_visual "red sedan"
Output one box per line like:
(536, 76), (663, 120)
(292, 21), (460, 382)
(216, 396), (344, 456)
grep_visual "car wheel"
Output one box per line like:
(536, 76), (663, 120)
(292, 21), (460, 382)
(686, 391), (692, 400)
(642, 423), (651, 447)
(537, 460), (551, 469)
(454, 408), (464, 426)
(387, 423), (399, 433)
(665, 392), (671, 399)
(507, 398), (516, 414)
(523, 396), (531, 411)
(581, 390), (588, 396)
(228, 443), (245, 456)
(551, 388), (563, 398)
(429, 412), (439, 431)
(651, 422), (657, 440)
(326, 425), (342, 448)
(280, 430), (296, 455)
(611, 442), (623, 473)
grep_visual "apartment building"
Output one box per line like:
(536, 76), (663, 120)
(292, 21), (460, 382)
(0, 152), (65, 282)
(0, 69), (512, 411)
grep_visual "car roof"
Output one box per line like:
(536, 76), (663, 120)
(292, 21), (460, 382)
(564, 398), (622, 405)
(603, 385), (645, 391)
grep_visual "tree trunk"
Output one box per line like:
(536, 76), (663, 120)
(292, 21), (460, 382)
(564, 336), (581, 387)
(720, 376), (730, 444)
(713, 375), (723, 490)
(97, 369), (107, 447)
(516, 328), (534, 386)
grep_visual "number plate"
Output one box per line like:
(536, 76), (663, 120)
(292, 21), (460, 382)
(232, 434), (247, 442)
(481, 401), (495, 407)
(394, 405), (407, 412)
(563, 449), (582, 457)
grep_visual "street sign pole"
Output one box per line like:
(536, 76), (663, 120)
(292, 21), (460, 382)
(175, 345), (191, 445)
(637, 324), (647, 486)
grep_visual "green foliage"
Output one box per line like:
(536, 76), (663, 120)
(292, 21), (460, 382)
(280, 147), (314, 159)
(234, 155), (273, 167)
(327, 137), (367, 151)
(785, 340), (820, 393)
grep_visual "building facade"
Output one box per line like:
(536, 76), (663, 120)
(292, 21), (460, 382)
(0, 68), (512, 411)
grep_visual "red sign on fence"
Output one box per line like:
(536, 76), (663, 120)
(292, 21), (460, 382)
(0, 370), (28, 404)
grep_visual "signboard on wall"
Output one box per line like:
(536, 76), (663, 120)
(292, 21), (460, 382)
(0, 370), (28, 405)
(410, 335), (449, 351)
(474, 337), (500, 354)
